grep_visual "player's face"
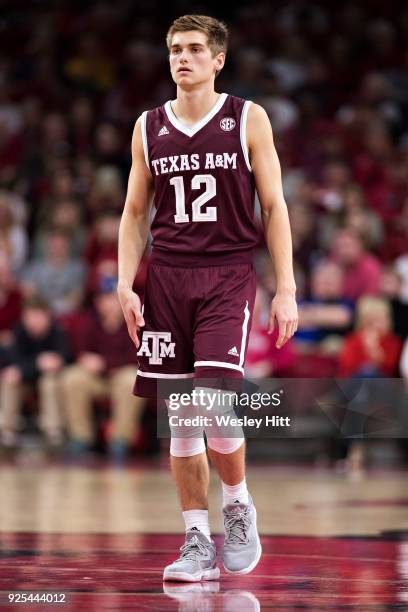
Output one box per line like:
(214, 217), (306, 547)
(169, 31), (224, 88)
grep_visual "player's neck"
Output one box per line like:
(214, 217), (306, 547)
(173, 87), (221, 126)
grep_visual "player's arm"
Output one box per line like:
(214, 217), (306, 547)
(247, 103), (298, 348)
(117, 116), (154, 348)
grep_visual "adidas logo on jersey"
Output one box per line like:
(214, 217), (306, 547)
(228, 346), (239, 356)
(158, 125), (169, 136)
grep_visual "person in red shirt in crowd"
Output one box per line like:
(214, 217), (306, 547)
(337, 296), (402, 475)
(338, 296), (401, 378)
(330, 228), (382, 302)
(61, 278), (145, 459)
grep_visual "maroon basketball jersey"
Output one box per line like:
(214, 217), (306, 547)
(141, 93), (258, 266)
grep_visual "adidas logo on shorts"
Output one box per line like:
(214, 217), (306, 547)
(158, 125), (169, 136)
(228, 346), (239, 356)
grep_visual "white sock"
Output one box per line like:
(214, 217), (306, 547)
(182, 509), (211, 541)
(222, 478), (249, 506)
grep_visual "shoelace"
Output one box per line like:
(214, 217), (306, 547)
(177, 536), (210, 562)
(224, 508), (251, 544)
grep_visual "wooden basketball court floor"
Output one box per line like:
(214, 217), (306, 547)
(0, 451), (407, 611)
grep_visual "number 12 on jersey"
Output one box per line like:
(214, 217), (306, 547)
(170, 174), (217, 223)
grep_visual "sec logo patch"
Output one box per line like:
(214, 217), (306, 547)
(220, 117), (236, 131)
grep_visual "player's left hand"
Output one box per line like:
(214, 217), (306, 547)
(268, 293), (298, 348)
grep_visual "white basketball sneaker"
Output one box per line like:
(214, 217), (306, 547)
(222, 495), (262, 574)
(163, 529), (220, 582)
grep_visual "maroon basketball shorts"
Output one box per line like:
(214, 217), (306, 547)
(133, 263), (256, 398)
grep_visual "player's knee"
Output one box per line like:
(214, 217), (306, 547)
(168, 409), (205, 457)
(206, 436), (244, 454)
(170, 436), (206, 457)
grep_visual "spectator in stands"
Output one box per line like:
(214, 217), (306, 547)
(88, 165), (124, 217)
(33, 199), (86, 259)
(0, 295), (69, 448)
(61, 280), (144, 459)
(313, 160), (351, 214)
(343, 205), (384, 251)
(338, 296), (401, 378)
(316, 182), (384, 256)
(297, 260), (353, 355)
(336, 296), (402, 475)
(20, 227), (86, 315)
(330, 228), (382, 301)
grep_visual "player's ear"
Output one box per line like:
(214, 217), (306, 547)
(214, 52), (225, 73)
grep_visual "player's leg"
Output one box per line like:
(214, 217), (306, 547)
(165, 440), (219, 582)
(207, 434), (261, 575)
(207, 439), (246, 499)
(134, 264), (218, 581)
(166, 400), (218, 581)
(194, 263), (261, 575)
(195, 385), (261, 574)
(170, 453), (209, 511)
(165, 398), (217, 581)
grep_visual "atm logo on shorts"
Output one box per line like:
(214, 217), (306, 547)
(137, 331), (175, 364)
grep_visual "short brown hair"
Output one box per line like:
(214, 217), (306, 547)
(166, 15), (229, 57)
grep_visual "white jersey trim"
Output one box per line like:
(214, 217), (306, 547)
(140, 111), (150, 170)
(164, 93), (228, 137)
(240, 101), (252, 172)
(137, 370), (195, 379)
(194, 361), (244, 374)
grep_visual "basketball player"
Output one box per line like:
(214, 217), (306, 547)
(118, 15), (298, 582)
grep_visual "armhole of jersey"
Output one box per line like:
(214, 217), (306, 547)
(140, 111), (150, 171)
(240, 100), (252, 172)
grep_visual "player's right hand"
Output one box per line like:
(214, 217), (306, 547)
(117, 286), (145, 349)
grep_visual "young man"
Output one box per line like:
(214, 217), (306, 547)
(118, 15), (298, 581)
(0, 295), (69, 448)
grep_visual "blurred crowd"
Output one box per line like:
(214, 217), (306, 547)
(0, 1), (407, 466)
